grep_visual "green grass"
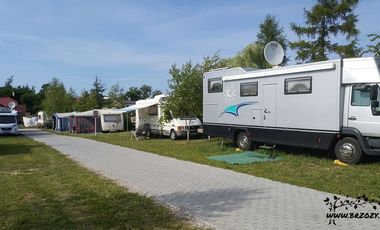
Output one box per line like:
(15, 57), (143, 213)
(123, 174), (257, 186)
(0, 135), (201, 229)
(67, 131), (380, 201)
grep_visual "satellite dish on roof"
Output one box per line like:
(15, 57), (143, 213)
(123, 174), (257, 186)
(8, 101), (16, 110)
(264, 41), (284, 66)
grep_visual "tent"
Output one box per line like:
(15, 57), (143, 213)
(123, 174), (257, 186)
(52, 112), (77, 132)
(69, 110), (101, 134)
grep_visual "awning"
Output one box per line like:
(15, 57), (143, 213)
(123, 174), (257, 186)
(117, 101), (158, 112)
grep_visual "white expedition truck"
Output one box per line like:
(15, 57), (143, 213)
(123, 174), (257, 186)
(202, 57), (380, 164)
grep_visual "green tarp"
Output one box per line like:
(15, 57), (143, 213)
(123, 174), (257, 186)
(207, 151), (280, 164)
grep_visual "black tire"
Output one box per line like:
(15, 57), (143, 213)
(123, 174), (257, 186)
(236, 132), (251, 151)
(334, 137), (363, 164)
(146, 130), (151, 139)
(170, 130), (177, 140)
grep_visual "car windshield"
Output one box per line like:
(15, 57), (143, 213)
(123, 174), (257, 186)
(0, 115), (16, 124)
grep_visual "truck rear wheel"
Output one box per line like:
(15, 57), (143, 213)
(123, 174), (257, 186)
(237, 132), (251, 151)
(334, 137), (363, 164)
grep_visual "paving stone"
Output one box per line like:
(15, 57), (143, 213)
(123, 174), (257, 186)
(22, 129), (380, 230)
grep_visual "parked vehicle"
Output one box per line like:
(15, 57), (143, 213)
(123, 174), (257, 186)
(120, 95), (202, 140)
(0, 106), (18, 135)
(202, 57), (380, 164)
(37, 111), (52, 129)
(99, 110), (124, 132)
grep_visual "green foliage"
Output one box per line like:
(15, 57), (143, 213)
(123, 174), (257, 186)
(366, 34), (380, 56)
(257, 14), (288, 66)
(125, 85), (161, 101)
(41, 78), (74, 116)
(139, 84), (152, 99)
(74, 90), (97, 112)
(0, 76), (42, 114)
(106, 83), (125, 109)
(290, 0), (362, 62)
(228, 43), (267, 68)
(229, 15), (288, 68)
(165, 52), (228, 119)
(126, 86), (142, 101)
(90, 76), (106, 109)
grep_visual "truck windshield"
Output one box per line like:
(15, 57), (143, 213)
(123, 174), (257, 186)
(0, 115), (16, 124)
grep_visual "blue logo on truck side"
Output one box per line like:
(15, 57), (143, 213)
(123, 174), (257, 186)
(219, 101), (258, 117)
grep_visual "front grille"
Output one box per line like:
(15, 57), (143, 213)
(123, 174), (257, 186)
(1, 128), (12, 131)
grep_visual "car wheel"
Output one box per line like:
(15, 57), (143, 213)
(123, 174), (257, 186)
(170, 130), (177, 140)
(335, 137), (363, 164)
(237, 132), (251, 151)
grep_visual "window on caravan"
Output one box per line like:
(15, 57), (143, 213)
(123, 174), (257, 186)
(285, 77), (312, 94)
(103, 114), (121, 123)
(148, 105), (158, 115)
(208, 78), (223, 93)
(240, 82), (258, 97)
(351, 85), (370, 106)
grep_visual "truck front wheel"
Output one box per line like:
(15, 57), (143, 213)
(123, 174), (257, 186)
(237, 132), (251, 151)
(170, 130), (177, 140)
(334, 137), (363, 164)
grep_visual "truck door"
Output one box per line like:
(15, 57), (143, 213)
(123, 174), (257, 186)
(262, 83), (277, 127)
(348, 84), (380, 137)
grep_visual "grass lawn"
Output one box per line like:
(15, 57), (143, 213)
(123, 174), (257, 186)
(67, 131), (380, 201)
(0, 135), (201, 229)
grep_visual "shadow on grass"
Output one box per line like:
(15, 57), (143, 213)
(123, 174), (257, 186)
(0, 144), (43, 156)
(158, 187), (269, 219)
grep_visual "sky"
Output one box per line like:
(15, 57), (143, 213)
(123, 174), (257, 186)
(0, 0), (378, 95)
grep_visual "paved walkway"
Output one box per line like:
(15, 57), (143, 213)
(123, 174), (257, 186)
(22, 129), (379, 230)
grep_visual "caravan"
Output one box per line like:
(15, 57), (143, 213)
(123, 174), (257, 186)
(202, 57), (380, 164)
(121, 95), (202, 140)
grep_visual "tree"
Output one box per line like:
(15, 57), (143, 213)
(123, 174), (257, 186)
(41, 78), (73, 116)
(140, 84), (152, 99)
(165, 52), (228, 119)
(107, 83), (125, 109)
(90, 76), (106, 109)
(290, 0), (361, 62)
(228, 15), (288, 68)
(366, 34), (380, 56)
(257, 14), (288, 66)
(126, 86), (142, 101)
(151, 89), (163, 97)
(74, 90), (97, 112)
(0, 76), (14, 97)
(228, 43), (266, 68)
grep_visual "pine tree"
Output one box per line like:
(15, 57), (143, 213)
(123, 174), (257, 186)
(290, 0), (362, 63)
(257, 14), (288, 66)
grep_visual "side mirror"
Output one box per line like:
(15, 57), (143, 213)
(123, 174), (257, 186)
(371, 101), (379, 108)
(370, 85), (378, 100)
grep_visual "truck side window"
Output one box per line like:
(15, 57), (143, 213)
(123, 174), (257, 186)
(208, 78), (223, 93)
(351, 85), (370, 106)
(240, 82), (258, 97)
(284, 77), (312, 94)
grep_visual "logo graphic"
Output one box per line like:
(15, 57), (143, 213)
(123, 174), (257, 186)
(324, 194), (380, 225)
(219, 101), (258, 118)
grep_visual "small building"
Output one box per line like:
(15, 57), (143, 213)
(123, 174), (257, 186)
(52, 112), (77, 132)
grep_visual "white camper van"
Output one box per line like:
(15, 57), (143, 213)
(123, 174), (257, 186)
(122, 95), (202, 140)
(203, 57), (380, 164)
(0, 107), (18, 135)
